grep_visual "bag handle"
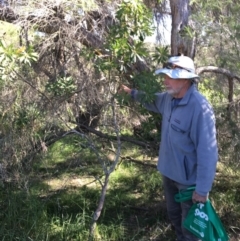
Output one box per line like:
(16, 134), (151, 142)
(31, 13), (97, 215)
(174, 186), (195, 202)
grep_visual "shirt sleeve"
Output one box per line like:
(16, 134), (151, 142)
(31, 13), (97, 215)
(131, 89), (167, 114)
(191, 103), (218, 196)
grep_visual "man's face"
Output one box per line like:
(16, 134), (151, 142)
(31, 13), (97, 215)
(163, 75), (189, 98)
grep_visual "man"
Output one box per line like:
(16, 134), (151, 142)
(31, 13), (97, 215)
(120, 55), (218, 241)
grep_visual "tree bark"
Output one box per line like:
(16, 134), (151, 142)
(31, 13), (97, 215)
(170, 0), (196, 58)
(89, 174), (109, 241)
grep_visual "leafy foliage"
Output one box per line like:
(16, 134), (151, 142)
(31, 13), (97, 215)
(45, 76), (76, 97)
(0, 40), (38, 82)
(106, 0), (154, 72)
(152, 46), (169, 65)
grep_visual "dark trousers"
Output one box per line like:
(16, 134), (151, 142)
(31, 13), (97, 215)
(162, 175), (201, 241)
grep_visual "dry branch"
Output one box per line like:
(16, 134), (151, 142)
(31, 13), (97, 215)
(0, 3), (149, 76)
(197, 66), (240, 82)
(75, 124), (158, 150)
(0, 6), (18, 22)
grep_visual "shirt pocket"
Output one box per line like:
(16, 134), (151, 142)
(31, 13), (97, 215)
(170, 124), (190, 146)
(171, 124), (186, 133)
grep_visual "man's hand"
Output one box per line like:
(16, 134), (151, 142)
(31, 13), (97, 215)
(192, 191), (208, 203)
(118, 85), (132, 94)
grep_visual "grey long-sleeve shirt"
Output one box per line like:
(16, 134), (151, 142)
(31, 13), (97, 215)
(131, 84), (218, 196)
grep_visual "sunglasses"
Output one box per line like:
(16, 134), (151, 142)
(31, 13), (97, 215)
(163, 62), (190, 72)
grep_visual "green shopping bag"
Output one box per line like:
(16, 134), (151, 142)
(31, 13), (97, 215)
(175, 187), (229, 241)
(183, 200), (228, 241)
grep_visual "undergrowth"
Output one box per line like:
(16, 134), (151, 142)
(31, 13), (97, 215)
(0, 135), (239, 241)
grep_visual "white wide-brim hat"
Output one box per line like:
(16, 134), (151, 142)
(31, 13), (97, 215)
(155, 68), (199, 79)
(155, 55), (200, 80)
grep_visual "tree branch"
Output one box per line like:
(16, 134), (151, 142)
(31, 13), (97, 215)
(75, 123), (158, 150)
(197, 66), (240, 82)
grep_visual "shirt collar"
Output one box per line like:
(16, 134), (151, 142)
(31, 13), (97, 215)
(176, 84), (196, 106)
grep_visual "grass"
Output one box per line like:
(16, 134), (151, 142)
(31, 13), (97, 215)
(0, 134), (240, 241)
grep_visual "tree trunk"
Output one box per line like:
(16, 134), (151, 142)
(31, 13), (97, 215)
(170, 0), (196, 58)
(227, 77), (234, 118)
(89, 174), (109, 241)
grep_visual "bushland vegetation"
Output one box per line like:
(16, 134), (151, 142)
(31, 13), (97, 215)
(0, 0), (240, 240)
